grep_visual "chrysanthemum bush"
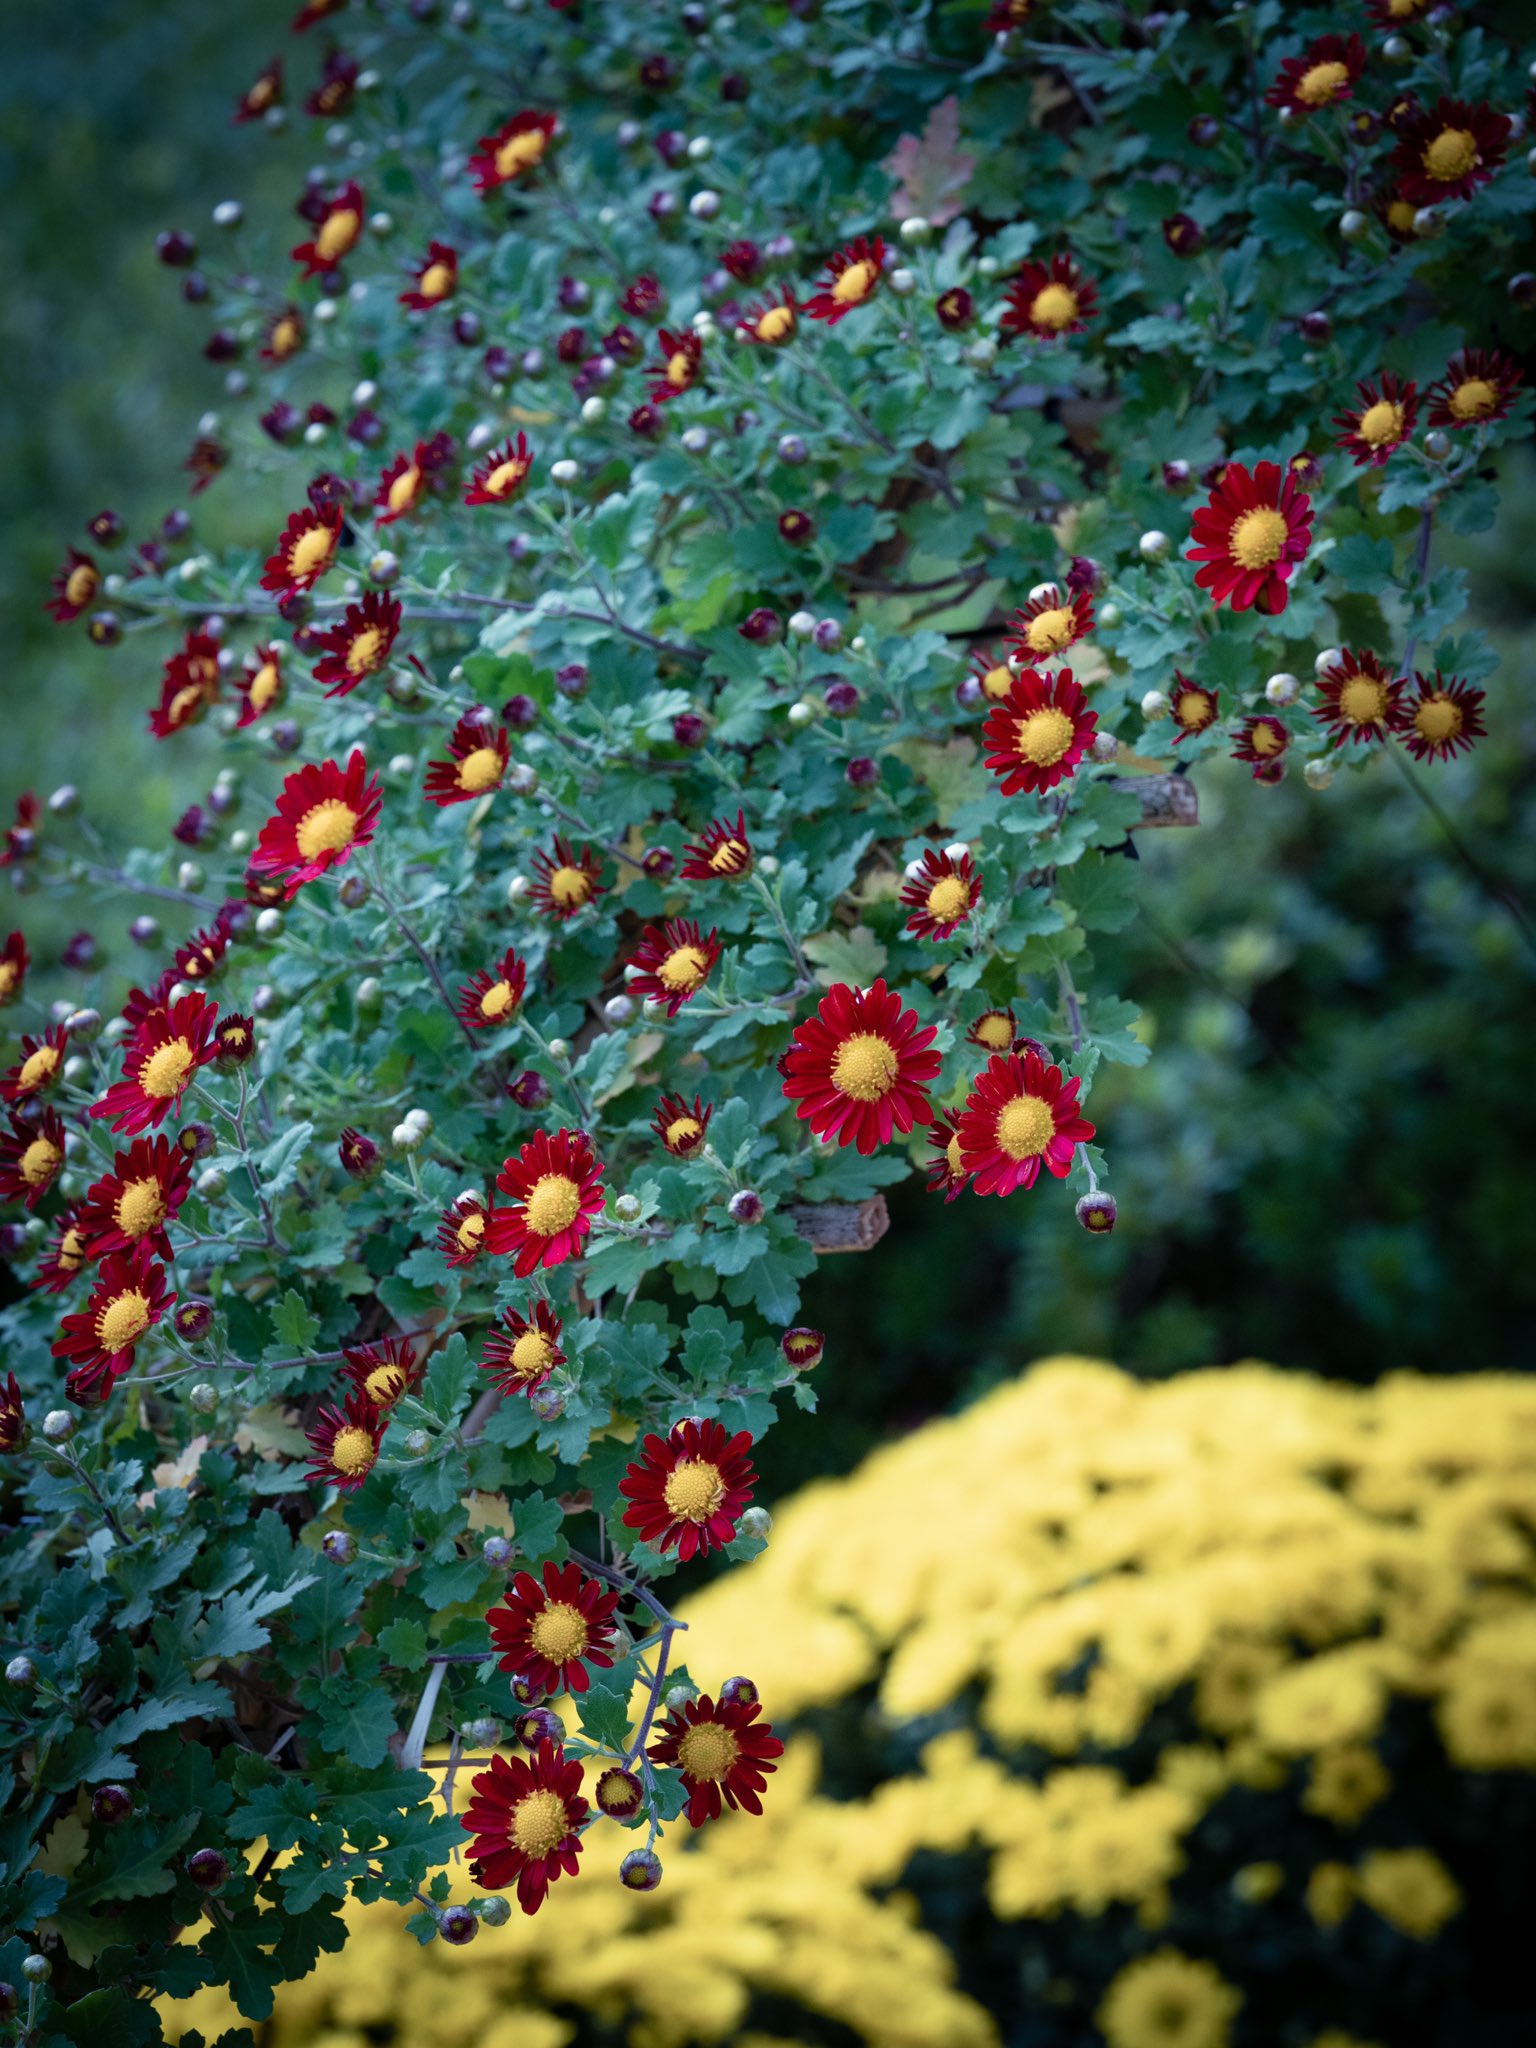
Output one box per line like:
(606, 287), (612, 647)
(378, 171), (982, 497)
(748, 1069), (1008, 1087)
(163, 1360), (1536, 2048)
(2, 0), (1534, 2036)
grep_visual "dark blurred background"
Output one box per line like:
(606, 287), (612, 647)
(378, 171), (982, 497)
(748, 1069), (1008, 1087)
(3, 0), (1534, 1511)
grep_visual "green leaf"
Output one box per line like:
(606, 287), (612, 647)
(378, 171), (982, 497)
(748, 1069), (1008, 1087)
(375, 1619), (428, 1668)
(253, 1123), (314, 1201)
(267, 1289), (319, 1359)
(1058, 857), (1139, 933)
(512, 1492), (565, 1562)
(803, 925), (888, 987)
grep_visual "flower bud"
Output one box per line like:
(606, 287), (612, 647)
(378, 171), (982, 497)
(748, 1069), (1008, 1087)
(780, 1326), (824, 1371)
(739, 1506), (773, 1543)
(619, 1848), (663, 1891)
(437, 1905), (478, 1946)
(322, 1529), (354, 1564)
(20, 1956), (50, 1984)
(196, 1165), (227, 1199)
(1138, 529), (1171, 563)
(595, 1766), (644, 1818)
(528, 1382), (566, 1422)
(846, 756), (878, 788)
(1314, 647), (1342, 676)
(187, 1382), (219, 1415)
(404, 1428), (431, 1457)
(1339, 208), (1370, 241)
(516, 1707), (564, 1749)
(482, 1535), (514, 1570)
(899, 215), (932, 246)
(185, 1848), (229, 1894)
(1091, 731), (1120, 765)
(663, 1681), (699, 1711)
(175, 1300), (214, 1342)
(1141, 690), (1170, 722)
(1424, 429), (1451, 461)
(550, 458), (580, 486)
(612, 1193), (642, 1223)
(478, 1895), (512, 1927)
(507, 1070), (550, 1110)
(393, 1122), (425, 1153)
(1076, 1191), (1118, 1234)
(604, 994), (636, 1025)
(719, 1675), (759, 1708)
(776, 432), (808, 465)
(339, 1128), (380, 1178)
(129, 914), (161, 948)
(1303, 757), (1334, 791)
(727, 1188), (764, 1224)
(966, 337), (998, 368)
(1264, 673), (1300, 707)
(92, 1782), (135, 1825)
(6, 1654), (36, 1686)
(42, 1410), (75, 1444)
(787, 609), (816, 640)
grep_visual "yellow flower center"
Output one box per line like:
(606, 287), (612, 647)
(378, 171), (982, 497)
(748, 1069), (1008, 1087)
(0, 962), (16, 997)
(17, 1046), (59, 1091)
(1296, 59), (1350, 106)
(166, 685), (205, 729)
(1029, 282), (1078, 331)
(345, 626), (387, 676)
(757, 305), (794, 342)
(116, 1176), (167, 1235)
(529, 1600), (589, 1662)
(676, 1720), (741, 1782)
(20, 1137), (61, 1186)
(1357, 400), (1404, 448)
(1423, 127), (1477, 181)
(1250, 721), (1284, 757)
(456, 1210), (486, 1251)
(666, 349), (694, 388)
(482, 458), (526, 497)
(138, 1038), (194, 1099)
(479, 980), (516, 1019)
(996, 1093), (1056, 1161)
(1414, 695), (1462, 742)
(315, 207), (361, 262)
(1338, 674), (1389, 726)
(658, 944), (709, 992)
(548, 865), (591, 909)
(926, 876), (970, 922)
(418, 261), (454, 300)
(57, 1227), (85, 1271)
(65, 564), (98, 607)
(270, 316), (299, 358)
(295, 798), (359, 861)
(365, 1362), (406, 1405)
(510, 1329), (554, 1378)
(832, 258), (878, 305)
(945, 1133), (964, 1175)
(287, 523), (336, 581)
(98, 1289), (151, 1351)
(249, 661), (281, 711)
(1386, 198), (1418, 235)
(510, 1787), (569, 1857)
(1176, 689), (1213, 727)
(666, 1115), (703, 1150)
(975, 1012), (1013, 1050)
(1229, 507), (1288, 570)
(982, 664), (1013, 701)
(523, 1172), (583, 1238)
(495, 128), (549, 179)
(1014, 706), (1076, 767)
(663, 1457), (726, 1522)
(387, 465), (422, 515)
(709, 838), (748, 872)
(830, 1031), (899, 1103)
(1449, 377), (1497, 420)
(456, 746), (504, 793)
(330, 1425), (377, 1477)
(1024, 607), (1076, 655)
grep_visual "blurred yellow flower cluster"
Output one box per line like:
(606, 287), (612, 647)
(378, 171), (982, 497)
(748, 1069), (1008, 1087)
(167, 1358), (1536, 2048)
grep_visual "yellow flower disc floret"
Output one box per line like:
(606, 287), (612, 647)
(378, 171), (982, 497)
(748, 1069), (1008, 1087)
(831, 1032), (899, 1102)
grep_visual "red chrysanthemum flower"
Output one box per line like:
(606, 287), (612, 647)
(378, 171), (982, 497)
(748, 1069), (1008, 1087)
(291, 179), (364, 275)
(982, 666), (1097, 797)
(0, 1371), (24, 1453)
(619, 1416), (757, 1561)
(737, 286), (799, 346)
(424, 716), (510, 809)
(626, 918), (721, 1017)
(1008, 585), (1095, 663)
(1266, 33), (1366, 114)
(968, 1008), (1019, 1055)
(781, 978), (940, 1156)
(464, 432), (534, 508)
(984, 0), (1039, 28)
(304, 1389), (385, 1490)
(292, 0), (345, 28)
(488, 1560), (621, 1697)
(46, 547), (99, 624)
(249, 751), (383, 899)
(653, 1093), (712, 1158)
(649, 1692), (784, 1827)
(486, 1128), (604, 1277)
(461, 1740), (587, 1915)
(528, 836), (606, 921)
(650, 328), (704, 404)
(924, 1108), (970, 1203)
(121, 971), (177, 1037)
(804, 235), (886, 326)
(339, 1336), (422, 1413)
(1389, 96), (1510, 207)
(1186, 459), (1314, 615)
(1169, 671), (1220, 741)
(304, 48), (359, 118)
(234, 57), (283, 124)
(1000, 253), (1098, 342)
(77, 1135), (193, 1258)
(621, 272), (664, 319)
(260, 506), (343, 598)
(338, 1127), (379, 1179)
(680, 812), (752, 881)
(956, 1048), (1096, 1197)
(1427, 347), (1523, 430)
(900, 849), (983, 941)
(1365, 0), (1431, 23)
(469, 111), (558, 194)
(89, 994), (218, 1136)
(1401, 671), (1486, 762)
(174, 919), (231, 986)
(0, 931), (29, 1008)
(969, 647), (1016, 705)
(0, 793), (39, 869)
(33, 1209), (91, 1294)
(148, 631), (221, 741)
(374, 446), (430, 526)
(480, 1298), (565, 1394)
(457, 949), (527, 1029)
(1, 1025), (68, 1107)
(780, 1326), (824, 1370)
(310, 593), (401, 698)
(0, 1107), (66, 1211)
(1333, 371), (1419, 468)
(437, 1194), (492, 1268)
(215, 1015), (255, 1066)
(260, 305), (304, 365)
(53, 1242), (173, 1404)
(1231, 714), (1292, 777)
(237, 644), (285, 727)
(400, 240), (458, 310)
(1314, 648), (1409, 746)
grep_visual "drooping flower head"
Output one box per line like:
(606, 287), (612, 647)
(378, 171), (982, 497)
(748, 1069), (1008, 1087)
(33, 1209), (91, 1295)
(291, 180), (365, 275)
(149, 631), (221, 740)
(339, 1336), (422, 1413)
(969, 647), (1016, 704)
(984, 0), (1040, 27)
(1001, 253), (1098, 341)
(956, 1047), (1096, 1197)
(461, 1741), (587, 1915)
(681, 812), (752, 881)
(804, 235), (886, 325)
(488, 1560), (621, 1696)
(649, 1692), (784, 1828)
(46, 547), (99, 624)
(528, 836), (606, 921)
(464, 432), (534, 507)
(237, 644), (285, 727)
(234, 57), (283, 124)
(89, 994), (219, 1135)
(457, 949), (527, 1030)
(338, 1127), (379, 1179)
(424, 716), (510, 808)
(1402, 672), (1485, 761)
(1389, 96), (1510, 207)
(1232, 714), (1291, 778)
(400, 240), (458, 310)
(619, 1416), (757, 1560)
(1365, 0), (1431, 22)
(650, 328), (704, 403)
(0, 931), (29, 1007)
(1009, 584), (1095, 663)
(924, 1109), (971, 1203)
(1314, 648), (1408, 746)
(982, 666), (1097, 797)
(480, 1299), (565, 1394)
(900, 849), (983, 941)
(174, 917), (232, 986)
(0, 1373), (24, 1452)
(1, 1025), (68, 1107)
(1427, 347), (1524, 431)
(652, 1093), (712, 1158)
(304, 1389), (385, 1490)
(374, 445), (431, 525)
(1333, 372), (1419, 468)
(0, 1107), (66, 1211)
(0, 793), (39, 870)
(260, 505), (343, 599)
(737, 286), (798, 346)
(1186, 459), (1313, 615)
(1265, 33), (1366, 115)
(249, 751), (382, 899)
(53, 1241), (174, 1405)
(487, 1128), (604, 1276)
(781, 979), (940, 1155)
(78, 1135), (194, 1258)
(469, 111), (559, 194)
(311, 592), (402, 697)
(626, 918), (720, 1017)
(437, 1194), (492, 1268)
